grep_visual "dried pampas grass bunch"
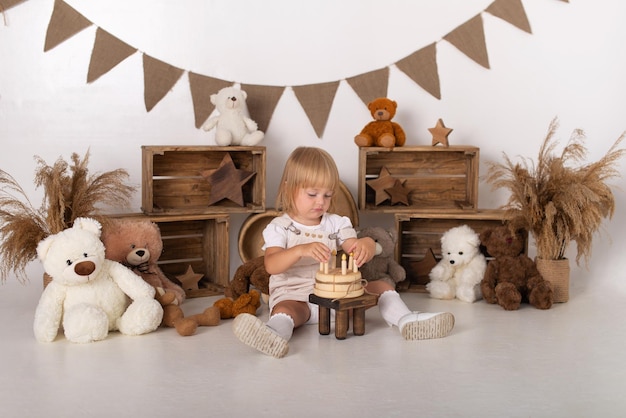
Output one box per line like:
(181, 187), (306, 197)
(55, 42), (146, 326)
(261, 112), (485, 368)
(485, 118), (625, 265)
(0, 150), (136, 282)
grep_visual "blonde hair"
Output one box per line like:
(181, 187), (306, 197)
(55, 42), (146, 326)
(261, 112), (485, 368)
(276, 147), (339, 214)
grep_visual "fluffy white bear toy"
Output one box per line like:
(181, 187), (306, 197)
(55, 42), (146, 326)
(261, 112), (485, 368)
(202, 86), (265, 146)
(426, 224), (487, 303)
(33, 217), (163, 343)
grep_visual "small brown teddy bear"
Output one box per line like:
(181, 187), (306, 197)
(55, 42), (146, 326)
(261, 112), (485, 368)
(480, 225), (553, 311)
(101, 218), (186, 306)
(357, 226), (406, 288)
(213, 290), (262, 319)
(354, 97), (406, 148)
(225, 256), (270, 301)
(162, 304), (221, 336)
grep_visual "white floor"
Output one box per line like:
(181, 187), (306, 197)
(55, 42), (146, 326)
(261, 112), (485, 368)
(1, 267), (625, 418)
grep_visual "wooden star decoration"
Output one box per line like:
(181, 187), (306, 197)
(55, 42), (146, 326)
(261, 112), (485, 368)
(429, 118), (453, 147)
(384, 179), (410, 206)
(201, 153), (255, 206)
(176, 265), (204, 291)
(366, 166), (396, 205)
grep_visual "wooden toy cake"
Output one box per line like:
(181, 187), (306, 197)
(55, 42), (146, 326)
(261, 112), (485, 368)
(314, 253), (364, 299)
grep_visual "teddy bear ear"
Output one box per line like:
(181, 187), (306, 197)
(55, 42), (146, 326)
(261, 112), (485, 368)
(72, 217), (102, 237)
(239, 89), (248, 100)
(36, 235), (55, 261)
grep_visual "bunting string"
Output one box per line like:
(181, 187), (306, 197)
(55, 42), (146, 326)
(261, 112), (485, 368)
(9, 0), (568, 138)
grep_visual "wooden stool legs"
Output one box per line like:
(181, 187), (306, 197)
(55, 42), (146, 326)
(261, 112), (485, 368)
(309, 293), (378, 340)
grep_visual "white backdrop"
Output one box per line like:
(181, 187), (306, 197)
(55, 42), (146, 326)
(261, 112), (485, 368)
(1, 0), (625, 291)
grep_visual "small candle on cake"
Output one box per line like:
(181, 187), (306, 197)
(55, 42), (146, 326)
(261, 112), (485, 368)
(341, 253), (347, 275)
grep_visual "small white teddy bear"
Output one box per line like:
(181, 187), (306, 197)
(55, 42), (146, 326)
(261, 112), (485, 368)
(426, 224), (487, 303)
(202, 86), (265, 146)
(33, 217), (163, 343)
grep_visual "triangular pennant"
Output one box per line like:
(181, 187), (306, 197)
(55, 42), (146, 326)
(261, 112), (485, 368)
(486, 0), (531, 34)
(443, 14), (490, 69)
(239, 84), (285, 133)
(293, 81), (340, 138)
(142, 54), (185, 112)
(188, 73), (232, 129)
(44, 0), (92, 52)
(395, 43), (441, 99)
(0, 0), (27, 12)
(87, 28), (137, 83)
(346, 67), (389, 106)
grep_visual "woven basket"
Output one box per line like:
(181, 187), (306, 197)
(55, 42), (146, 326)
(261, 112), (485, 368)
(536, 257), (570, 303)
(238, 181), (359, 263)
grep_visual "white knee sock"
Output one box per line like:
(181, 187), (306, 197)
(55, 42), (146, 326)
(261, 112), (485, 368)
(378, 290), (411, 327)
(266, 313), (295, 341)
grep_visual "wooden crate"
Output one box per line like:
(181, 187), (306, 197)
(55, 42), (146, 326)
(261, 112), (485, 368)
(358, 146), (479, 213)
(108, 213), (230, 298)
(142, 145), (265, 215)
(394, 209), (526, 292)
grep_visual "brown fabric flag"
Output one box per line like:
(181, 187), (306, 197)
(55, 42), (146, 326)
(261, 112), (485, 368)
(486, 0), (531, 34)
(142, 54), (184, 112)
(0, 0), (27, 12)
(87, 28), (136, 83)
(293, 81), (340, 138)
(44, 0), (92, 52)
(239, 84), (285, 133)
(188, 73), (232, 129)
(346, 67), (389, 107)
(443, 14), (490, 69)
(395, 43), (441, 100)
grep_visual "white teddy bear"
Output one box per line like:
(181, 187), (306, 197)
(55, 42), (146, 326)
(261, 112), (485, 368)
(202, 86), (264, 146)
(426, 224), (487, 303)
(33, 217), (163, 343)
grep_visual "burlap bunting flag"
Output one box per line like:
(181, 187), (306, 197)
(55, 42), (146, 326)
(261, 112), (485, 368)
(240, 84), (285, 133)
(396, 43), (441, 100)
(142, 54), (184, 112)
(444, 14), (490, 69)
(19, 0), (566, 135)
(188, 73), (232, 129)
(0, 0), (27, 12)
(346, 68), (389, 107)
(44, 0), (92, 52)
(486, 0), (532, 34)
(293, 81), (340, 138)
(87, 28), (137, 83)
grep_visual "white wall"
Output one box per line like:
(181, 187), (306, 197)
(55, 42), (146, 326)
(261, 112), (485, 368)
(1, 0), (625, 290)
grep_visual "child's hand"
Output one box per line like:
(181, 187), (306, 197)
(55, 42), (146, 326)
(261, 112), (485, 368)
(347, 237), (376, 267)
(299, 242), (332, 263)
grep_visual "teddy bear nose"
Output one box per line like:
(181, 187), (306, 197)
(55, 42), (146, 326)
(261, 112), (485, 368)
(230, 97), (237, 102)
(136, 250), (145, 257)
(449, 260), (455, 265)
(74, 261), (96, 276)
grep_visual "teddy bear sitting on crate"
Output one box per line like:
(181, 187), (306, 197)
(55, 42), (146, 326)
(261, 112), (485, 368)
(202, 86), (264, 146)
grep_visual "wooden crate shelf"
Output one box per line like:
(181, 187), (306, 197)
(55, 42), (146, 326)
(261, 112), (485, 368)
(394, 209), (526, 293)
(108, 213), (230, 298)
(358, 146), (479, 213)
(142, 145), (266, 215)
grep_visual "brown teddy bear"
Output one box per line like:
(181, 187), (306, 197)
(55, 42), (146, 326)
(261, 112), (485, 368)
(357, 226), (406, 288)
(225, 256), (270, 300)
(354, 97), (406, 148)
(213, 290), (262, 319)
(101, 218), (186, 306)
(480, 225), (553, 310)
